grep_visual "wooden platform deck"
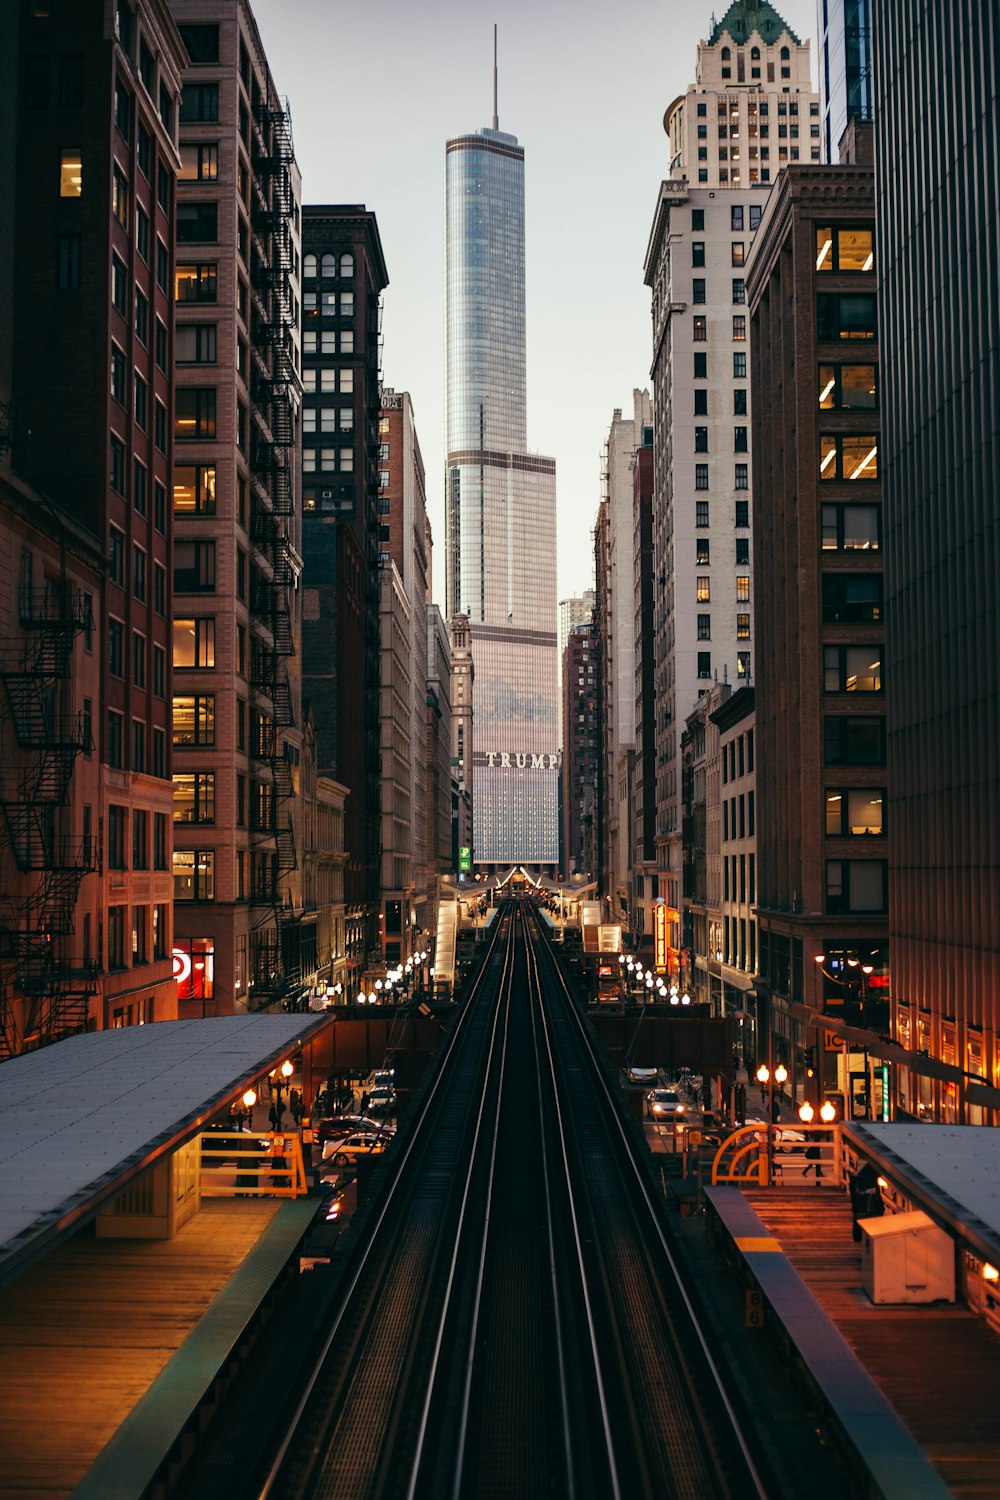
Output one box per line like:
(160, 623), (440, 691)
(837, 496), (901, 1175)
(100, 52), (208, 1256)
(745, 1188), (1000, 1498)
(0, 1199), (280, 1500)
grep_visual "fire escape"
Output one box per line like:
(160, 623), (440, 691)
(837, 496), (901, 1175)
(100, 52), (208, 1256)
(0, 577), (97, 1058)
(247, 96), (299, 1006)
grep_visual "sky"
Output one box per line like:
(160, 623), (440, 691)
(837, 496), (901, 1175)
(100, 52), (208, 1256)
(251, 0), (820, 607)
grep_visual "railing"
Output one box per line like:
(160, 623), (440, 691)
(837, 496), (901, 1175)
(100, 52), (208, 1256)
(710, 1122), (843, 1188)
(199, 1130), (307, 1198)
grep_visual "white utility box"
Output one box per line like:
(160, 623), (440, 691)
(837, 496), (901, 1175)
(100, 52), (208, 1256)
(860, 1210), (955, 1304)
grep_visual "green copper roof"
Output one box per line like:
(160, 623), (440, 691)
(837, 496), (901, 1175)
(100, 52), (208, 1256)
(708, 2), (801, 46)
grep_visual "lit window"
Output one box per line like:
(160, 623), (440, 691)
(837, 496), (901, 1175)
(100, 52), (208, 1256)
(59, 147), (82, 197)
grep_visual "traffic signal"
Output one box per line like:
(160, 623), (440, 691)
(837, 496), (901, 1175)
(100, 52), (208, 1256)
(804, 1046), (816, 1078)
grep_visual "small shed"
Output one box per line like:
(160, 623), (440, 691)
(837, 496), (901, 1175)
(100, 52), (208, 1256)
(860, 1209), (955, 1305)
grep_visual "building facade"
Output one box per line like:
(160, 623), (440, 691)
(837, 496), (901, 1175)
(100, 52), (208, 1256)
(300, 206), (387, 990)
(170, 0), (303, 1014)
(874, 0), (1000, 1123)
(426, 604), (453, 917)
(643, 3), (817, 976)
(562, 624), (598, 878)
(449, 612), (474, 873)
(748, 145), (888, 1118)
(6, 0), (187, 1046)
(379, 561), (413, 968)
(818, 0), (873, 164)
(629, 436), (657, 952)
(445, 118), (559, 871)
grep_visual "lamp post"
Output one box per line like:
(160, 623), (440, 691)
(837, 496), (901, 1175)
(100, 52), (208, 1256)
(242, 1087), (257, 1130)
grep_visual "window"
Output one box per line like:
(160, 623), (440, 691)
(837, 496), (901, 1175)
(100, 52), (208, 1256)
(157, 161), (170, 212)
(110, 343), (126, 404)
(693, 352), (707, 379)
(59, 147), (83, 198)
(173, 771), (215, 823)
(175, 388), (216, 439)
(156, 238), (168, 292)
(108, 710), (124, 768)
(692, 278), (707, 305)
(175, 263), (217, 302)
(154, 400), (166, 452)
(58, 233), (80, 289)
(154, 481), (166, 533)
(749, 204), (762, 230)
(692, 209), (704, 230)
(155, 318), (167, 370)
(736, 575), (750, 601)
(173, 465), (216, 513)
(107, 906), (126, 969)
(732, 315), (746, 340)
(139, 38), (154, 94)
(179, 82), (218, 122)
(735, 464), (749, 490)
(132, 544), (146, 599)
(153, 643), (165, 697)
(731, 242), (745, 266)
(818, 363), (877, 410)
(736, 537), (750, 564)
(815, 225), (874, 273)
(132, 809), (148, 868)
(692, 242), (706, 267)
(108, 804), (127, 869)
(131, 905), (147, 965)
(112, 253), (127, 313)
(696, 499), (709, 526)
(826, 787), (885, 837)
(819, 433), (878, 480)
(134, 287), (148, 344)
(172, 617), (215, 668)
(172, 693), (215, 747)
(173, 540), (215, 593)
(696, 576), (710, 603)
(177, 22), (220, 62)
(303, 253), (317, 279)
(179, 143), (218, 180)
(132, 630), (146, 687)
(153, 904), (168, 959)
(736, 612), (751, 639)
(697, 538), (710, 565)
(110, 437), (126, 495)
(822, 573), (883, 623)
(694, 389), (708, 416)
(695, 464), (709, 491)
(733, 352), (746, 379)
(731, 205), (744, 230)
(134, 373), (147, 430)
(697, 614), (711, 640)
(112, 165), (128, 226)
(821, 503), (880, 551)
(154, 562), (166, 615)
(135, 203), (149, 262)
(737, 651), (751, 678)
(177, 201), (218, 242)
(734, 426), (748, 451)
(340, 253), (354, 278)
(693, 315), (707, 341)
(816, 293), (877, 340)
(824, 646), (882, 693)
(148, 812), (169, 877)
(824, 717), (886, 765)
(694, 427), (709, 452)
(826, 859), (887, 914)
(732, 278), (746, 304)
(697, 651), (712, 678)
(735, 500), (749, 527)
(733, 388), (747, 415)
(173, 849), (215, 901)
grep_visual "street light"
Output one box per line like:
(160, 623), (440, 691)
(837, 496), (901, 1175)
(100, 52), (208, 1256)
(242, 1087), (257, 1129)
(799, 1100), (815, 1123)
(819, 1099), (837, 1124)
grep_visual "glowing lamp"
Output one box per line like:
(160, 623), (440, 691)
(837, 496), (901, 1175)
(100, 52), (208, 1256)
(819, 1100), (837, 1123)
(798, 1101), (815, 1123)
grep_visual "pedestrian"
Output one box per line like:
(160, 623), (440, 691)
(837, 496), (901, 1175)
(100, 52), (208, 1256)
(849, 1162), (884, 1242)
(290, 1088), (303, 1128)
(771, 1094), (781, 1124)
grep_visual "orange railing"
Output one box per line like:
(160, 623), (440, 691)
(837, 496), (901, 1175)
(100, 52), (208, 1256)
(199, 1131), (308, 1198)
(710, 1122), (843, 1188)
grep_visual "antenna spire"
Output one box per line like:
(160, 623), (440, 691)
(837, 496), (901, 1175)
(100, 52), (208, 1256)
(492, 24), (499, 130)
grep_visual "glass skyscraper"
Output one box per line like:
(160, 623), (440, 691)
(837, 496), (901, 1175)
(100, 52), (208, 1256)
(445, 120), (559, 869)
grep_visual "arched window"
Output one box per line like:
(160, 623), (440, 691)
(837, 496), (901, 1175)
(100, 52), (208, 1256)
(780, 45), (790, 59)
(340, 253), (354, 278)
(303, 253), (316, 279)
(321, 252), (336, 277)
(751, 46), (760, 59)
(721, 46), (730, 59)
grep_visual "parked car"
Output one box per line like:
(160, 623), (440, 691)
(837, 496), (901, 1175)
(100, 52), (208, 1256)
(320, 1120), (391, 1159)
(317, 1114), (386, 1144)
(367, 1088), (397, 1116)
(328, 1132), (389, 1167)
(646, 1088), (686, 1122)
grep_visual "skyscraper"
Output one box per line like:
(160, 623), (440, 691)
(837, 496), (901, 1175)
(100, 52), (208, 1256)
(818, 0), (873, 164)
(445, 67), (559, 872)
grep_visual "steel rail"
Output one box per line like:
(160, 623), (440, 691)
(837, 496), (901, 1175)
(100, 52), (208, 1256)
(257, 909), (517, 1500)
(529, 906), (769, 1500)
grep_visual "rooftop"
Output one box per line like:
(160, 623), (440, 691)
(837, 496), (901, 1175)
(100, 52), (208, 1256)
(707, 1), (801, 47)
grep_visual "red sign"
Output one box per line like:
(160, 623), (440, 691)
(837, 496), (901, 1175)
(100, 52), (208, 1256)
(654, 904), (668, 973)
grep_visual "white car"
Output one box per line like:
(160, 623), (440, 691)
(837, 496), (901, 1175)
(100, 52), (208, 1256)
(328, 1132), (388, 1167)
(646, 1088), (686, 1122)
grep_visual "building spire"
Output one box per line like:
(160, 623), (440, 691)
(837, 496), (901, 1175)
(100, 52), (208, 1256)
(492, 24), (499, 131)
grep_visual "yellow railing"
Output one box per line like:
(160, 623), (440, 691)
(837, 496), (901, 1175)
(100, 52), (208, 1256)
(199, 1131), (308, 1198)
(711, 1123), (843, 1188)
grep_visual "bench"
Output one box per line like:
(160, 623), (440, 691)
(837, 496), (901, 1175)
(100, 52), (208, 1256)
(705, 1186), (951, 1500)
(72, 1198), (317, 1500)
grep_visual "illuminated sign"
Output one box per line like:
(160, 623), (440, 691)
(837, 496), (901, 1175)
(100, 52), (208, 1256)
(173, 940), (214, 1001)
(172, 948), (192, 986)
(654, 902), (668, 973)
(476, 751), (561, 770)
(459, 845), (472, 872)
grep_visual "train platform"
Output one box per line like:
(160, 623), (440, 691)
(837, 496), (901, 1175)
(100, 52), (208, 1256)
(706, 1185), (1000, 1497)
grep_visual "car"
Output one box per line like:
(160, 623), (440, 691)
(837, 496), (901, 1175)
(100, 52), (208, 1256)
(317, 1114), (387, 1143)
(367, 1088), (397, 1116)
(370, 1069), (395, 1090)
(328, 1132), (389, 1167)
(320, 1120), (392, 1159)
(646, 1088), (686, 1122)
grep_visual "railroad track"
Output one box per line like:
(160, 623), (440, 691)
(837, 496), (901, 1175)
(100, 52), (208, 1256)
(257, 900), (768, 1500)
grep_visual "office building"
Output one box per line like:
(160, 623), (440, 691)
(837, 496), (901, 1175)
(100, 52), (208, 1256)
(562, 623), (598, 877)
(747, 135), (887, 1115)
(629, 431), (657, 952)
(643, 4), (816, 974)
(426, 605), (454, 917)
(170, 0), (303, 1013)
(818, 0), (872, 164)
(301, 206), (387, 991)
(874, 0), (1000, 1123)
(4, 0), (187, 1046)
(450, 612), (474, 873)
(445, 103), (559, 872)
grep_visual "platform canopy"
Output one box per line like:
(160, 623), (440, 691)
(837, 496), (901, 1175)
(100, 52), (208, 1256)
(0, 1016), (332, 1287)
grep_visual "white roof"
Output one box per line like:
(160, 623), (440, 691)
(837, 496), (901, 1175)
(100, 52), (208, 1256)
(851, 1123), (1000, 1262)
(0, 1016), (330, 1284)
